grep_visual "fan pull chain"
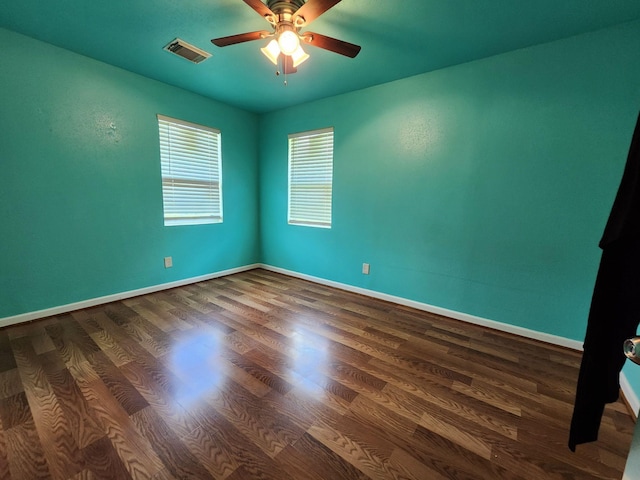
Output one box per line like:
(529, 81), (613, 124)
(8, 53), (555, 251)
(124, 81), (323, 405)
(275, 56), (288, 86)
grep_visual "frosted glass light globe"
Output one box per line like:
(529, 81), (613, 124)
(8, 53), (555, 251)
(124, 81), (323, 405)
(278, 30), (299, 56)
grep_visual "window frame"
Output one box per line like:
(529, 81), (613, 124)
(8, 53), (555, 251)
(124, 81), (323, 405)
(287, 127), (334, 229)
(157, 114), (223, 227)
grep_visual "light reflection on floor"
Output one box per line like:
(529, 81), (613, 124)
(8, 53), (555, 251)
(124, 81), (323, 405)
(169, 329), (226, 407)
(290, 326), (329, 392)
(168, 322), (333, 406)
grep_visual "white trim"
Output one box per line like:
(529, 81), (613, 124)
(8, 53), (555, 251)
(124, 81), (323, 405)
(0, 264), (260, 329)
(288, 126), (334, 139)
(157, 114), (220, 134)
(259, 264), (639, 417)
(260, 264), (640, 418)
(260, 264), (583, 350)
(3, 261), (638, 419)
(621, 372), (640, 417)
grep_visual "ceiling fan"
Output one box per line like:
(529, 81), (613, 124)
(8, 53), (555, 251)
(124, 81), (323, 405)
(211, 0), (361, 74)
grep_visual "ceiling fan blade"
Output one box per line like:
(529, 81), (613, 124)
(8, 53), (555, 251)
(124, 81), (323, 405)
(211, 30), (270, 47)
(303, 32), (361, 58)
(293, 0), (342, 26)
(242, 0), (275, 18)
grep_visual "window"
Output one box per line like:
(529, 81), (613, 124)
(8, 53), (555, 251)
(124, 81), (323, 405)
(158, 115), (222, 226)
(288, 127), (334, 228)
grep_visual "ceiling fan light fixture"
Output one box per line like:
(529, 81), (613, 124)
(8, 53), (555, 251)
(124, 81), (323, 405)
(211, 0), (362, 76)
(277, 29), (300, 56)
(291, 45), (309, 67)
(260, 39), (280, 65)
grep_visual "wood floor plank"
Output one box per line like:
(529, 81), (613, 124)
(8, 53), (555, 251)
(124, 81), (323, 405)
(130, 407), (215, 480)
(0, 392), (32, 431)
(41, 361), (105, 449)
(0, 332), (18, 373)
(0, 369), (24, 400)
(180, 424), (240, 479)
(192, 399), (298, 480)
(419, 409), (493, 460)
(0, 423), (11, 480)
(358, 360), (521, 441)
(10, 337), (84, 480)
(411, 425), (522, 480)
(119, 359), (203, 439)
(67, 361), (165, 479)
(307, 417), (441, 480)
(0, 269), (634, 479)
(277, 432), (370, 480)
(86, 350), (149, 416)
(82, 436), (133, 480)
(451, 380), (523, 416)
(4, 419), (52, 480)
(30, 327), (57, 356)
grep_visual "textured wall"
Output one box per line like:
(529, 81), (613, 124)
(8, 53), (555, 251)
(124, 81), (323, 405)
(2, 20), (640, 345)
(0, 28), (261, 318)
(259, 20), (640, 341)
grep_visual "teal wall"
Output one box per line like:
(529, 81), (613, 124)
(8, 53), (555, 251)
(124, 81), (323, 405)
(0, 28), (260, 318)
(2, 21), (640, 343)
(3, 19), (640, 469)
(259, 20), (640, 341)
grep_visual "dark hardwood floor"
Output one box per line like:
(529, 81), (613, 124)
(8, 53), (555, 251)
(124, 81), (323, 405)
(0, 269), (634, 479)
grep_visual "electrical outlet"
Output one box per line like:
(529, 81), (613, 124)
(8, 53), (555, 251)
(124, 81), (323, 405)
(164, 256), (173, 268)
(362, 263), (370, 275)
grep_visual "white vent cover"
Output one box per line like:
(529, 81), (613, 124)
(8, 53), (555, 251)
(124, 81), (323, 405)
(164, 38), (211, 64)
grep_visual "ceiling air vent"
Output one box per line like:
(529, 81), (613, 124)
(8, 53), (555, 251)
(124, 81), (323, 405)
(164, 38), (211, 64)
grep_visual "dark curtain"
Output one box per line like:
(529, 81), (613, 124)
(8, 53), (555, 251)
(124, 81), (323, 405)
(569, 111), (640, 451)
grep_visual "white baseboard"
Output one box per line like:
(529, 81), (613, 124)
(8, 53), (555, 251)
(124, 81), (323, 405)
(260, 264), (583, 350)
(259, 264), (639, 418)
(3, 262), (637, 418)
(620, 372), (640, 417)
(0, 264), (260, 329)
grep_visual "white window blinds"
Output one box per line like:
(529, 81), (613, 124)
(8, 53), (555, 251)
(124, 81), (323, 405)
(288, 127), (334, 228)
(158, 114), (223, 226)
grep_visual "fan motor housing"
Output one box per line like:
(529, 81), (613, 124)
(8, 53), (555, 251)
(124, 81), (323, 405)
(267, 0), (305, 15)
